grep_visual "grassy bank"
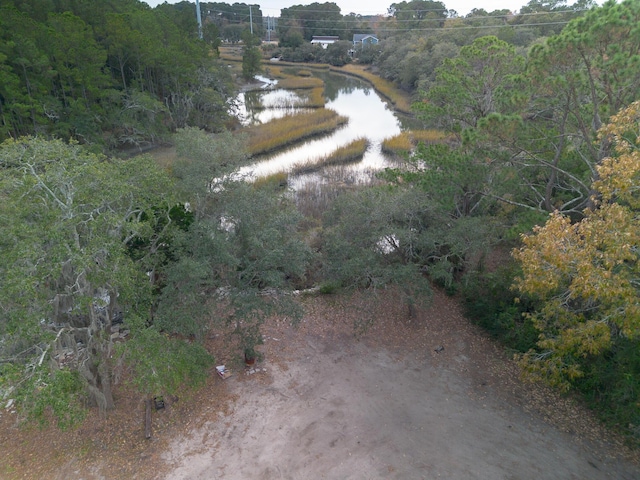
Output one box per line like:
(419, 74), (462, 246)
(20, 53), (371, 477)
(289, 138), (369, 176)
(381, 130), (451, 155)
(245, 109), (348, 156)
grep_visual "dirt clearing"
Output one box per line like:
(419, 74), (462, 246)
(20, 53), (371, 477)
(161, 290), (639, 480)
(1, 289), (638, 479)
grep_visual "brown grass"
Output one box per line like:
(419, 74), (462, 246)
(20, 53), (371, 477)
(245, 109), (348, 156)
(305, 87), (326, 108)
(382, 129), (451, 155)
(290, 138), (369, 175)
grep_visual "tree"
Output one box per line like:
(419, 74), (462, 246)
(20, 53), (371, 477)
(322, 40), (352, 66)
(157, 130), (314, 357)
(0, 1), (234, 147)
(0, 5), (53, 138)
(483, 0), (640, 215)
(44, 12), (113, 141)
(417, 36), (525, 133)
(0, 137), (177, 420)
(319, 183), (492, 324)
(242, 30), (262, 79)
(513, 101), (640, 391)
(389, 0), (448, 29)
(278, 3), (343, 41)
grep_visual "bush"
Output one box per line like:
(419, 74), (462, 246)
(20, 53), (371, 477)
(319, 281), (340, 294)
(461, 265), (537, 353)
(574, 338), (640, 445)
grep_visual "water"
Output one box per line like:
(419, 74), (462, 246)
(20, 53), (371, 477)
(233, 71), (412, 188)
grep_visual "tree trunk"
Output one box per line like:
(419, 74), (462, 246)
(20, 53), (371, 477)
(145, 398), (152, 439)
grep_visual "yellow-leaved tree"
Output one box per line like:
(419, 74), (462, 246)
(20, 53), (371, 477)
(513, 101), (640, 392)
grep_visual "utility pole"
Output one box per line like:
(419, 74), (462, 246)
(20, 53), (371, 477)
(195, 0), (203, 39)
(249, 5), (253, 35)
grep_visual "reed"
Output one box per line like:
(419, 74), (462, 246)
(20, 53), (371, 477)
(295, 182), (353, 220)
(262, 64), (287, 79)
(305, 87), (326, 108)
(412, 129), (451, 144)
(381, 132), (413, 154)
(245, 109), (348, 156)
(382, 129), (450, 155)
(219, 45), (243, 62)
(253, 171), (289, 190)
(290, 138), (369, 175)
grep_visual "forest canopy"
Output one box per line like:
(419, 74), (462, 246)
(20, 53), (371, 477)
(0, 0), (234, 149)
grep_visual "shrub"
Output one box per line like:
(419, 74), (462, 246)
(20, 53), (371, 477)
(461, 265), (537, 353)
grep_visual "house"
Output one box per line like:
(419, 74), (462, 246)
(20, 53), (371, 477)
(311, 36), (339, 49)
(352, 34), (379, 47)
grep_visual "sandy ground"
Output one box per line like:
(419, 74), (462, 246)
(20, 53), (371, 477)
(159, 291), (640, 480)
(1, 289), (637, 479)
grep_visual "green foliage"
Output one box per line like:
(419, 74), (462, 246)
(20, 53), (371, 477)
(403, 143), (493, 217)
(417, 36), (525, 132)
(18, 368), (86, 431)
(121, 318), (214, 397)
(318, 281), (340, 294)
(0, 1), (233, 148)
(573, 337), (640, 444)
(461, 265), (538, 353)
(321, 187), (434, 308)
(279, 31), (304, 49)
(278, 3), (343, 41)
(162, 130), (315, 357)
(0, 137), (177, 414)
(322, 41), (353, 67)
(242, 31), (262, 80)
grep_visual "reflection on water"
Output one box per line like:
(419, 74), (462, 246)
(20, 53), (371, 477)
(236, 89), (314, 125)
(233, 71), (411, 186)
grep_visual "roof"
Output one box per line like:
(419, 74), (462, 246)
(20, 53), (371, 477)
(311, 36), (339, 41)
(353, 34), (378, 43)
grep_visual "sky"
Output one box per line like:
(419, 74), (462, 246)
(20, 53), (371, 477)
(142, 0), (528, 17)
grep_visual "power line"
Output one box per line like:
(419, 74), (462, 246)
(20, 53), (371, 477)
(275, 20), (575, 33)
(207, 5), (587, 20)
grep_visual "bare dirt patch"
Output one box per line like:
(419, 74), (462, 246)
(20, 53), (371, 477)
(1, 289), (638, 479)
(163, 289), (639, 479)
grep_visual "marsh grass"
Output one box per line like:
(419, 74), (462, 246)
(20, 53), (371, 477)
(253, 171), (288, 190)
(294, 170), (383, 220)
(306, 87), (326, 108)
(262, 64), (287, 79)
(219, 46), (243, 62)
(382, 132), (413, 154)
(382, 129), (450, 155)
(245, 109), (348, 156)
(295, 182), (355, 219)
(290, 138), (369, 175)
